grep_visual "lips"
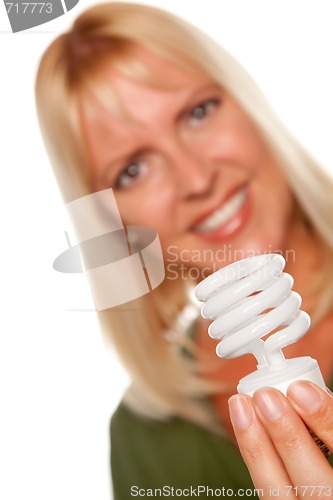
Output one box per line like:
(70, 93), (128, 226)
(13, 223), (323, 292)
(191, 184), (251, 242)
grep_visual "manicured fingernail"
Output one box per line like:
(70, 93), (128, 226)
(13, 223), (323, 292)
(288, 381), (324, 413)
(228, 395), (253, 430)
(253, 388), (285, 421)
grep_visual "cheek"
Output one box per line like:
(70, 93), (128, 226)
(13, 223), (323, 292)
(113, 187), (175, 232)
(200, 117), (271, 172)
(253, 147), (292, 207)
(248, 174), (294, 251)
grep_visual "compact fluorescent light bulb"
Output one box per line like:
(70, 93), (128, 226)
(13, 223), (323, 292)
(194, 253), (326, 396)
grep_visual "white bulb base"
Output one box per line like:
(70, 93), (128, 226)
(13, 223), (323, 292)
(237, 356), (326, 396)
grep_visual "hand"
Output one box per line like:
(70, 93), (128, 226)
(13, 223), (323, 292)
(228, 381), (333, 498)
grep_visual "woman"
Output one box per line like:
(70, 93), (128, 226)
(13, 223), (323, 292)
(35, 3), (333, 498)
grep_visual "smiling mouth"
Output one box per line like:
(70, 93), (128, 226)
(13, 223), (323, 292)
(191, 185), (249, 234)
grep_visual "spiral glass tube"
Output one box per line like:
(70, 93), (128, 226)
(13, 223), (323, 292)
(194, 254), (326, 396)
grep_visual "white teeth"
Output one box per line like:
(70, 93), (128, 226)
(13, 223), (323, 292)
(193, 187), (248, 233)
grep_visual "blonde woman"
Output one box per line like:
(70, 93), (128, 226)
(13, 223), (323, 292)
(35, 3), (333, 498)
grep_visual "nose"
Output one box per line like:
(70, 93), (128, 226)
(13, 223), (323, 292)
(168, 142), (216, 199)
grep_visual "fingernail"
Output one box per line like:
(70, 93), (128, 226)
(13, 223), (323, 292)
(253, 388), (285, 421)
(228, 395), (253, 430)
(288, 381), (324, 413)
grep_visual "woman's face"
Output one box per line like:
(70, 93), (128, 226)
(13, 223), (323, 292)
(81, 49), (294, 275)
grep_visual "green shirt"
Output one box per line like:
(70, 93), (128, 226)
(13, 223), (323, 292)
(110, 379), (333, 500)
(110, 402), (256, 499)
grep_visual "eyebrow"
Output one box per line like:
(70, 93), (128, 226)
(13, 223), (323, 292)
(98, 82), (223, 184)
(178, 82), (222, 109)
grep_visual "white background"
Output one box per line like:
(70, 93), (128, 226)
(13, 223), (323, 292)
(1, 1), (333, 499)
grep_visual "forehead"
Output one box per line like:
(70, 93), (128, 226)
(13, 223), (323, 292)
(79, 47), (212, 136)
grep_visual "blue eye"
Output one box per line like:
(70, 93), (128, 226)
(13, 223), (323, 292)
(116, 160), (148, 189)
(188, 99), (220, 127)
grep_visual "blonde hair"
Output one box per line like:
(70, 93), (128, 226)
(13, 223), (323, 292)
(35, 2), (333, 430)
